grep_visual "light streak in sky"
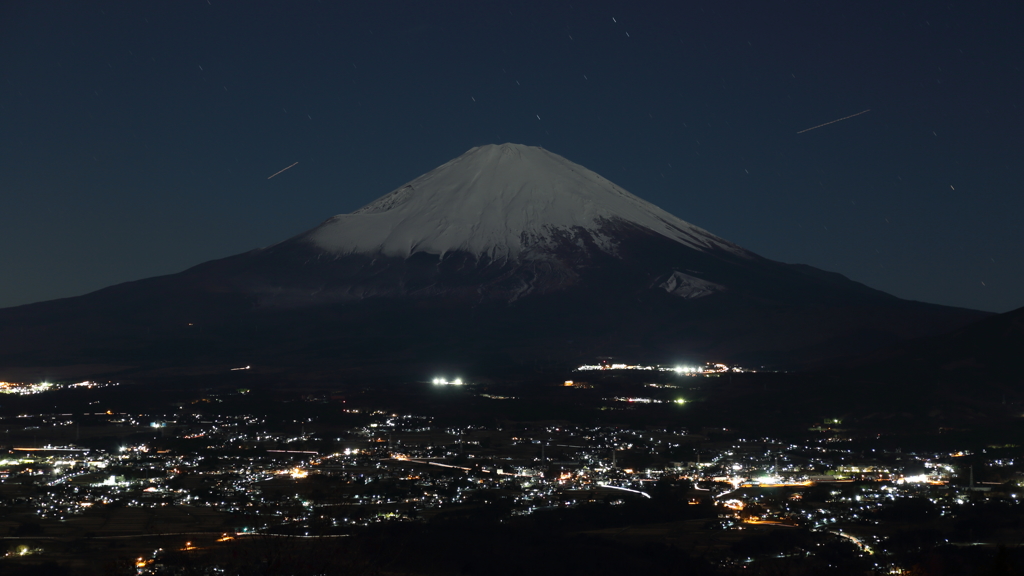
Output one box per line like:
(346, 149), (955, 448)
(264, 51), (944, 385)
(797, 109), (871, 134)
(267, 161), (298, 179)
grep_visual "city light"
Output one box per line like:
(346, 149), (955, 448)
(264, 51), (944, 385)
(0, 368), (1007, 576)
(0, 381), (54, 395)
(573, 362), (744, 374)
(0, 380), (118, 394)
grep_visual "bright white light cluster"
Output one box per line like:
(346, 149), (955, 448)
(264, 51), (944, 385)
(577, 364), (658, 371)
(574, 364), (705, 373)
(1, 380), (118, 395)
(0, 382), (54, 395)
(898, 474), (934, 484)
(432, 377), (464, 386)
(672, 366), (702, 374)
(603, 396), (686, 405)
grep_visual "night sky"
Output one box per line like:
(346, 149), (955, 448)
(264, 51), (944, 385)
(2, 1), (1022, 313)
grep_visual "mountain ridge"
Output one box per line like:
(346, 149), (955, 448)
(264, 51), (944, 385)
(0, 143), (991, 380)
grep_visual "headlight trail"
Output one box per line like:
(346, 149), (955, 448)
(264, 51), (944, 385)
(597, 483), (651, 498)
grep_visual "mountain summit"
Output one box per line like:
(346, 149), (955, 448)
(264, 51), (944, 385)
(306, 143), (745, 260)
(0, 144), (988, 380)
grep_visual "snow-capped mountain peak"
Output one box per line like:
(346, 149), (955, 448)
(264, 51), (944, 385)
(305, 143), (749, 260)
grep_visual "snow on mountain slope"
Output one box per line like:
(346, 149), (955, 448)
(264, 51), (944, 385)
(306, 143), (751, 261)
(657, 271), (725, 299)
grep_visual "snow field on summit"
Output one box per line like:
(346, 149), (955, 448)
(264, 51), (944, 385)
(306, 144), (751, 261)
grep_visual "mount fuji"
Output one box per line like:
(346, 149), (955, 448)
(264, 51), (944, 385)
(0, 144), (987, 380)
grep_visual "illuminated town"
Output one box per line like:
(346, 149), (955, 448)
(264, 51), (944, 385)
(0, 367), (1021, 575)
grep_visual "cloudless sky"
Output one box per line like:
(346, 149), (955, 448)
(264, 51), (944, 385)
(2, 1), (1022, 312)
